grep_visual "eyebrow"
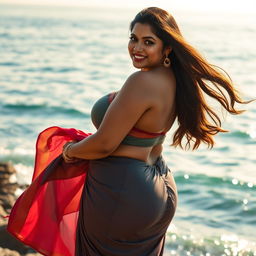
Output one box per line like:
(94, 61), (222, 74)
(130, 33), (156, 41)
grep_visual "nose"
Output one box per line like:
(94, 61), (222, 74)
(133, 42), (144, 52)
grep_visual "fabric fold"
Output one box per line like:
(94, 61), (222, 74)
(7, 126), (91, 256)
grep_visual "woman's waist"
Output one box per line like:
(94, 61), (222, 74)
(109, 144), (163, 165)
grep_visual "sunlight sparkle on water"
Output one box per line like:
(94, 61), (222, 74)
(248, 124), (256, 139)
(243, 199), (248, 205)
(247, 182), (254, 188)
(232, 178), (238, 185)
(184, 174), (190, 179)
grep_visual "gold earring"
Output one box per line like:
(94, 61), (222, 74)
(164, 56), (171, 68)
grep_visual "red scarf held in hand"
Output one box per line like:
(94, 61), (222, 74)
(7, 126), (91, 256)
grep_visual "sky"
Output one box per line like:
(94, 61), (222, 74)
(0, 0), (256, 13)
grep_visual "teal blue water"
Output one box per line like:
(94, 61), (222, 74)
(0, 4), (256, 255)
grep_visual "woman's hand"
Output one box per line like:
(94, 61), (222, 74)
(62, 141), (80, 163)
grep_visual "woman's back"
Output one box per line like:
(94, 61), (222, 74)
(110, 67), (176, 164)
(131, 67), (176, 133)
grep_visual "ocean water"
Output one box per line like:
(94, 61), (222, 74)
(0, 4), (256, 255)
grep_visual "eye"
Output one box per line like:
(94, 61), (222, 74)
(145, 40), (154, 45)
(129, 36), (136, 42)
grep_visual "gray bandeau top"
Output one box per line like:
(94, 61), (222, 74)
(91, 92), (166, 147)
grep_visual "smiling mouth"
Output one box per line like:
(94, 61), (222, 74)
(133, 54), (147, 62)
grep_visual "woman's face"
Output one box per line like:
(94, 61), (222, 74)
(128, 22), (167, 71)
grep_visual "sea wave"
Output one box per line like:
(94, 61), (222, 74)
(175, 172), (256, 238)
(0, 61), (21, 66)
(165, 231), (256, 256)
(2, 103), (88, 117)
(22, 66), (81, 73)
(175, 172), (255, 191)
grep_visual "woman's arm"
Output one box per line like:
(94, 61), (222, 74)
(66, 71), (156, 160)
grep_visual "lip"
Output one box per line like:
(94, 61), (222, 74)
(133, 54), (147, 62)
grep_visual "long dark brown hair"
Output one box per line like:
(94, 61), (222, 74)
(130, 7), (248, 150)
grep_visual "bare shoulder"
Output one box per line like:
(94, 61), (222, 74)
(125, 71), (155, 88)
(115, 71), (151, 100)
(123, 69), (175, 95)
(123, 70), (166, 94)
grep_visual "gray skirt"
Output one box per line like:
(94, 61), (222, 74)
(76, 155), (177, 256)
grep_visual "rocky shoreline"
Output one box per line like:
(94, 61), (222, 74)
(0, 162), (42, 256)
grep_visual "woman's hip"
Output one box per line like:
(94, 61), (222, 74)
(86, 155), (177, 215)
(81, 156), (176, 237)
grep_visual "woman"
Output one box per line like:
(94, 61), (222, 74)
(62, 7), (245, 256)
(7, 6), (246, 256)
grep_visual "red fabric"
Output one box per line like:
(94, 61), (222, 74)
(7, 126), (91, 256)
(129, 127), (166, 137)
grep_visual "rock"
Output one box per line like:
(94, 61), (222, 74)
(0, 162), (19, 213)
(0, 194), (16, 212)
(0, 184), (19, 196)
(0, 247), (20, 256)
(0, 162), (16, 174)
(0, 163), (19, 193)
(0, 161), (42, 255)
(0, 205), (7, 226)
(0, 204), (7, 216)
